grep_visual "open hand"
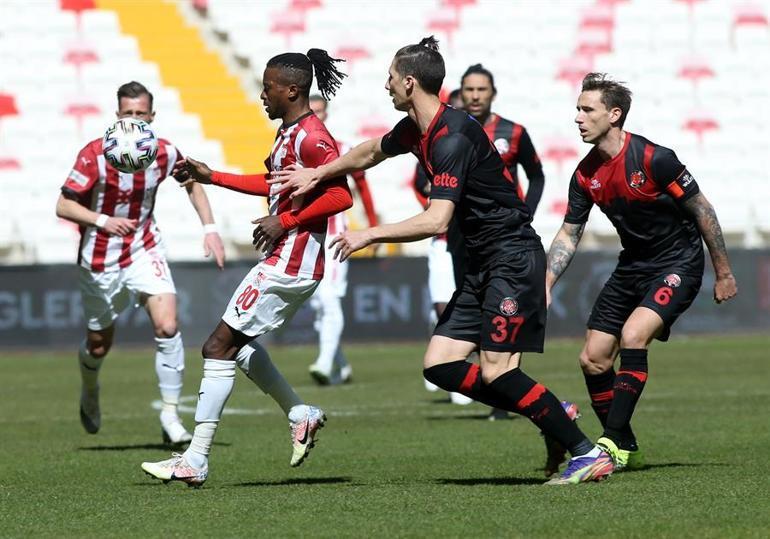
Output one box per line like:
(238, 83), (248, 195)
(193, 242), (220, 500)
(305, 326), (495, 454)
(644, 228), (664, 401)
(172, 157), (213, 186)
(329, 229), (373, 262)
(267, 164), (321, 198)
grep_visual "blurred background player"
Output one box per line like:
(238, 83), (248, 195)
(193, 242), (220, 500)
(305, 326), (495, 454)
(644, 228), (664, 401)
(459, 64), (549, 420)
(306, 94), (379, 385)
(546, 73), (738, 472)
(415, 88), (472, 405)
(55, 81), (225, 444)
(141, 49), (352, 487)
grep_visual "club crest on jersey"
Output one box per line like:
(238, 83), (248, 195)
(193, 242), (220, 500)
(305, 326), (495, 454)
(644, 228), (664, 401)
(663, 273), (681, 288)
(629, 170), (647, 189)
(256, 271), (267, 285)
(499, 297), (519, 316)
(494, 138), (510, 154)
(590, 178), (602, 190)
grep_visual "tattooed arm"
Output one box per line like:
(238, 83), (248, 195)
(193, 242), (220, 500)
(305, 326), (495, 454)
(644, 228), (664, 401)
(546, 222), (586, 304)
(682, 192), (737, 303)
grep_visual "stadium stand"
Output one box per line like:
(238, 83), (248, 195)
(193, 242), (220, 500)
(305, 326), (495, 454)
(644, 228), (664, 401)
(1, 0), (767, 264)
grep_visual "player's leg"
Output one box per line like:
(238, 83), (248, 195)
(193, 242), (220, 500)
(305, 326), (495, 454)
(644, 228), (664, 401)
(142, 320), (245, 487)
(225, 263), (324, 466)
(580, 329), (620, 429)
(308, 277), (344, 385)
(144, 292), (191, 445)
(77, 267), (127, 434)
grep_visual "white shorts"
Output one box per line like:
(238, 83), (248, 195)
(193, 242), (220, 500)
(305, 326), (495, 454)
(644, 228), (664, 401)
(222, 262), (319, 338)
(79, 248), (176, 331)
(428, 237), (455, 305)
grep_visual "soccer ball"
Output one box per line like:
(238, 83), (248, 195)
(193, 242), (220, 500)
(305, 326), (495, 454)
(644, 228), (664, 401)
(102, 117), (159, 173)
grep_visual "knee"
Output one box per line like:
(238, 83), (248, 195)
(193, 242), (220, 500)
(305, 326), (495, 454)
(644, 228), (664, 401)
(88, 339), (111, 359)
(579, 348), (612, 375)
(153, 320), (178, 339)
(620, 326), (650, 349)
(202, 334), (229, 360)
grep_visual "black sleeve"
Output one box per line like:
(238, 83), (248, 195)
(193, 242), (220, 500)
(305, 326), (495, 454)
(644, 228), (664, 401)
(413, 164), (430, 198)
(517, 129), (545, 213)
(380, 117), (418, 156)
(426, 134), (475, 203)
(651, 146), (699, 202)
(563, 171), (593, 224)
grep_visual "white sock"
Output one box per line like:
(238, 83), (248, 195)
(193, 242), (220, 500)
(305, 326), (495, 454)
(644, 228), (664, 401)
(236, 343), (302, 415)
(575, 446), (603, 459)
(315, 295), (344, 374)
(155, 332), (184, 421)
(183, 358), (235, 468)
(78, 340), (103, 389)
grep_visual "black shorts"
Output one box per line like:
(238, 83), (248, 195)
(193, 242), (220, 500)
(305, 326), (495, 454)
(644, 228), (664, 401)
(587, 266), (702, 342)
(434, 248), (546, 353)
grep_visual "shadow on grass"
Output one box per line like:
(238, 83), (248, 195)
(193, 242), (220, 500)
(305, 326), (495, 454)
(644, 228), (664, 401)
(619, 462), (726, 473)
(437, 477), (544, 486)
(426, 414), (520, 421)
(78, 441), (231, 451)
(233, 476), (354, 487)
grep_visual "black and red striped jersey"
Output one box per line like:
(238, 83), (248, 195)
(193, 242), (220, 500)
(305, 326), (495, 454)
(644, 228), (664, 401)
(382, 104), (540, 264)
(483, 114), (545, 212)
(565, 132), (704, 273)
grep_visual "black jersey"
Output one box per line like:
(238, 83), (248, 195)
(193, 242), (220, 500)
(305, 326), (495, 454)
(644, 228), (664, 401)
(381, 105), (540, 264)
(565, 132), (704, 274)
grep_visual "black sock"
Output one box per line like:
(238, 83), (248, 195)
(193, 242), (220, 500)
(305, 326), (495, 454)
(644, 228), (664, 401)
(423, 361), (514, 411)
(488, 368), (593, 456)
(584, 368), (616, 427)
(603, 349), (647, 450)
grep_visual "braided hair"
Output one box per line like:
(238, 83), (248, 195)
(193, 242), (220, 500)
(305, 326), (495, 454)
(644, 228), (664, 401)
(393, 36), (445, 95)
(266, 49), (346, 100)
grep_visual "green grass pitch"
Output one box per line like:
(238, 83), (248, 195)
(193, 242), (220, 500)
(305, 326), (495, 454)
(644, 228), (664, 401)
(2, 336), (770, 538)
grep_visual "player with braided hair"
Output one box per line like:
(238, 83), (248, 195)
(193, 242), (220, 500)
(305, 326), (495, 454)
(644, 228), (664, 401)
(141, 49), (352, 487)
(271, 37), (614, 485)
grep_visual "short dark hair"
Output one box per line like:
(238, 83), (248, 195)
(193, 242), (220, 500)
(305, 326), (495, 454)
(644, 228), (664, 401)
(267, 49), (346, 100)
(460, 63), (496, 93)
(393, 36), (445, 95)
(309, 93), (327, 105)
(581, 72), (632, 127)
(448, 88), (461, 102)
(117, 81), (153, 109)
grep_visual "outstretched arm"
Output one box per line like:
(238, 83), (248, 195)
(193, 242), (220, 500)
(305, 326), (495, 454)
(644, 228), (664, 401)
(546, 221), (586, 295)
(269, 137), (389, 197)
(174, 157), (269, 196)
(682, 192), (737, 303)
(330, 199), (455, 261)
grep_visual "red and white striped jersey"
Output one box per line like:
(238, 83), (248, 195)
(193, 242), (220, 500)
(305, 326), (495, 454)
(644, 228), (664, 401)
(62, 138), (181, 272)
(263, 112), (341, 279)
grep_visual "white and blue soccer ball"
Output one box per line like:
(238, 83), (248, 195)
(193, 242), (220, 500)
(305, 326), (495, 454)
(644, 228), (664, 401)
(102, 117), (158, 173)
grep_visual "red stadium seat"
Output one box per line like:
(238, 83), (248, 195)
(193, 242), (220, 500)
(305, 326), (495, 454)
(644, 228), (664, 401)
(0, 157), (21, 170)
(579, 4), (615, 31)
(357, 120), (391, 139)
(289, 0), (322, 11)
(269, 10), (306, 47)
(0, 93), (19, 118)
(556, 55), (594, 89)
(59, 0), (95, 12)
(682, 111), (719, 146)
(334, 45), (371, 69)
(677, 56), (715, 87)
(63, 43), (99, 68)
(575, 27), (613, 57)
(542, 137), (579, 174)
(733, 2), (769, 28)
(427, 12), (460, 48)
(64, 101), (101, 136)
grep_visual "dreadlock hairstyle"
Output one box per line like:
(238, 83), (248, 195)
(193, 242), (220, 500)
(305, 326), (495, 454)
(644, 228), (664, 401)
(266, 49), (346, 100)
(460, 63), (496, 94)
(393, 36), (445, 95)
(581, 72), (632, 128)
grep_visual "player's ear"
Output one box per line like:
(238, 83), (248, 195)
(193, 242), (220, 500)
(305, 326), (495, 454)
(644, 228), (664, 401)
(287, 83), (300, 101)
(609, 106), (622, 124)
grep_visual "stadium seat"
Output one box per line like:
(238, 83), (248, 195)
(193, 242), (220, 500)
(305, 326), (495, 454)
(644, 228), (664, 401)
(0, 93), (19, 118)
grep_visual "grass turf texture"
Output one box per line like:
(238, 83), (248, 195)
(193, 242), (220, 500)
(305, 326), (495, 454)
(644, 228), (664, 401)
(2, 336), (769, 538)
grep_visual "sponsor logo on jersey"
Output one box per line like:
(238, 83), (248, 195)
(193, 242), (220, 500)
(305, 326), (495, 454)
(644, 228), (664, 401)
(433, 172), (459, 188)
(494, 138), (510, 154)
(316, 140), (329, 151)
(629, 170), (647, 188)
(680, 171), (694, 187)
(663, 273), (681, 288)
(499, 297), (519, 316)
(590, 178), (602, 190)
(115, 188), (132, 204)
